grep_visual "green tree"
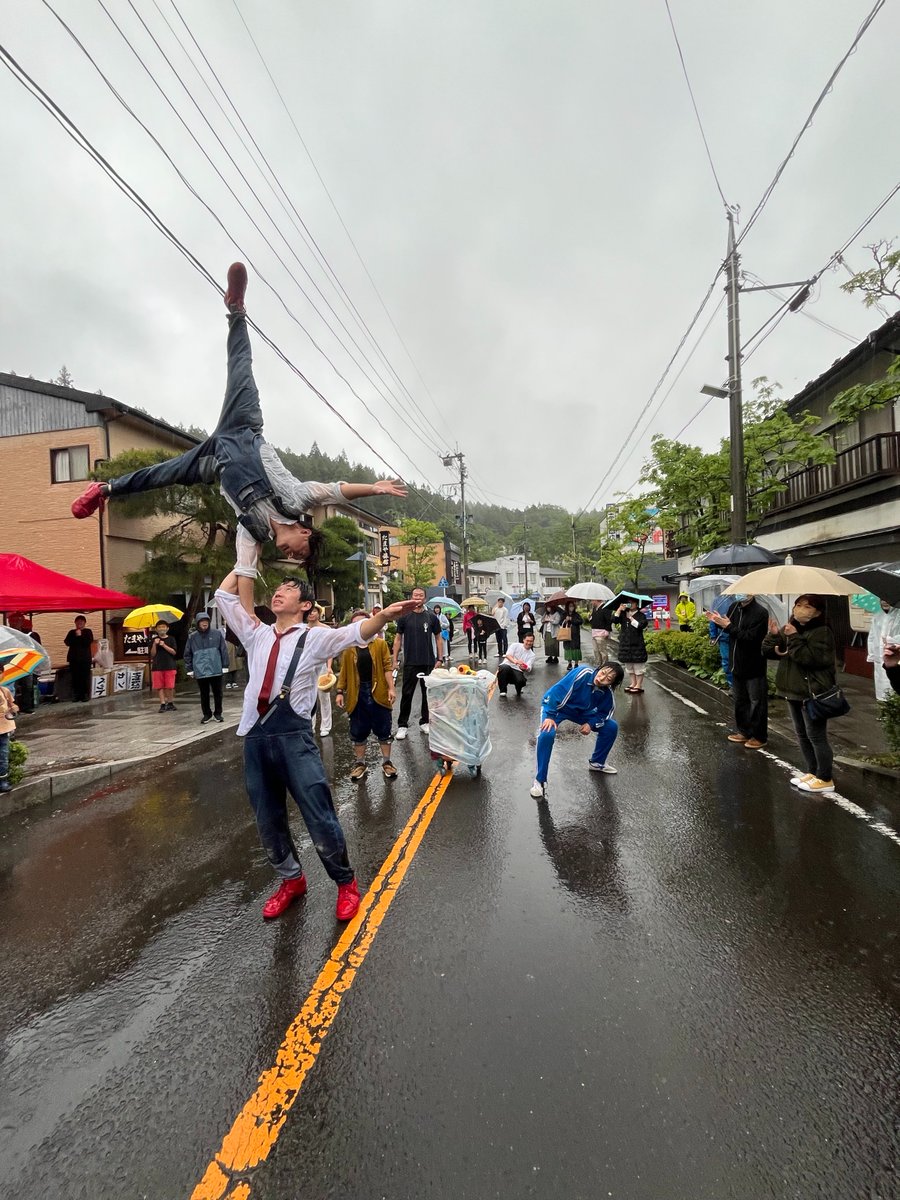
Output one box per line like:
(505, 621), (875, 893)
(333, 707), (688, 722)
(831, 239), (900, 423)
(399, 518), (443, 587)
(315, 515), (367, 614)
(92, 449), (243, 624)
(592, 498), (677, 591)
(55, 365), (75, 388)
(640, 378), (834, 554)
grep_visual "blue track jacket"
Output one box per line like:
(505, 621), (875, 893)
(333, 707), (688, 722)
(541, 666), (615, 730)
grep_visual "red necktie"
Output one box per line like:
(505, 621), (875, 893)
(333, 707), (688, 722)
(256, 626), (301, 715)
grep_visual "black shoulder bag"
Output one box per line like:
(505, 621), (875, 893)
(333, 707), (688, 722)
(256, 629), (309, 727)
(803, 675), (850, 721)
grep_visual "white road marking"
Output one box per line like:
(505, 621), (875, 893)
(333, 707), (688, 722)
(651, 678), (709, 715)
(650, 679), (900, 850)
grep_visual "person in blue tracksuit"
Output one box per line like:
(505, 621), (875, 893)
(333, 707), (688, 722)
(529, 661), (625, 799)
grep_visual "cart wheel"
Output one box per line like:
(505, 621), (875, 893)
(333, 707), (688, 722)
(440, 759), (453, 776)
(468, 764), (482, 778)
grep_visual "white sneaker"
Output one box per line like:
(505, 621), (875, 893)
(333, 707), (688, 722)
(420, 723), (430, 734)
(790, 772), (814, 788)
(529, 780), (545, 799)
(395, 727), (408, 740)
(588, 762), (617, 774)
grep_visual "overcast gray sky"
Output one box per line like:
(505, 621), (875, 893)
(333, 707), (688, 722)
(2, 1), (898, 512)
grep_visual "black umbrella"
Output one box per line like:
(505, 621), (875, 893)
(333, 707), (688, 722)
(842, 562), (900, 607)
(474, 614), (500, 637)
(695, 543), (785, 570)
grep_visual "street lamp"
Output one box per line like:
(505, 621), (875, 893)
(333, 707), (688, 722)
(700, 384), (728, 399)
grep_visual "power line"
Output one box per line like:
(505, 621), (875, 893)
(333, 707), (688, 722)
(737, 0), (886, 248)
(42, 0), (447, 488)
(575, 264), (725, 517)
(663, 0), (729, 209)
(742, 179), (900, 363)
(229, 0), (457, 449)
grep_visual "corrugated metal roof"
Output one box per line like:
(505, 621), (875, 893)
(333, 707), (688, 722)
(0, 383), (104, 435)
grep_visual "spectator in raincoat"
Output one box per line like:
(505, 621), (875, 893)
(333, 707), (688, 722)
(675, 593), (696, 631)
(184, 611), (230, 724)
(867, 600), (900, 702)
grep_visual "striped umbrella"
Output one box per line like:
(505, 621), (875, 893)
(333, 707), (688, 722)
(0, 646), (49, 685)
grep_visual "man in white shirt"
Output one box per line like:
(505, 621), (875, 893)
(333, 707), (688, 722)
(496, 634), (536, 698)
(216, 569), (417, 922)
(71, 263), (407, 617)
(493, 597), (510, 657)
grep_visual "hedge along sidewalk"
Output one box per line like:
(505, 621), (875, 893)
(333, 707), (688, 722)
(2, 685), (244, 818)
(639, 638), (899, 796)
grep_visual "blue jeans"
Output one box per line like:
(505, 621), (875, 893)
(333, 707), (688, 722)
(0, 731), (9, 781)
(535, 717), (618, 784)
(716, 637), (733, 686)
(496, 628), (509, 656)
(107, 315), (270, 511)
(243, 701), (354, 884)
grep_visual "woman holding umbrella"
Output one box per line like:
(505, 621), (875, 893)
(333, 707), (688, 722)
(559, 601), (584, 672)
(762, 594), (838, 793)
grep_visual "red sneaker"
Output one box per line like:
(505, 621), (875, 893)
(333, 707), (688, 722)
(261, 874), (307, 920)
(71, 481), (107, 519)
(335, 878), (360, 921)
(224, 262), (248, 312)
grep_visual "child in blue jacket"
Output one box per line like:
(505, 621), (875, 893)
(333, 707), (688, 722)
(530, 662), (625, 799)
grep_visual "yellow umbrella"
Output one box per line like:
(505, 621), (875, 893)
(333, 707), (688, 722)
(722, 565), (860, 597)
(461, 596), (488, 608)
(123, 603), (184, 629)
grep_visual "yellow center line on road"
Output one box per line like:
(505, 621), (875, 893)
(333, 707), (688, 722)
(190, 770), (453, 1200)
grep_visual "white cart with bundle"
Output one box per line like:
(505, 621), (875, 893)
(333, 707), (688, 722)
(422, 667), (497, 777)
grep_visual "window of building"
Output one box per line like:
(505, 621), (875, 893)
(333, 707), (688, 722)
(50, 445), (90, 483)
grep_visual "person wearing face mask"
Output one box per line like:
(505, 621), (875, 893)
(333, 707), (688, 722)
(709, 593), (769, 748)
(762, 593), (838, 793)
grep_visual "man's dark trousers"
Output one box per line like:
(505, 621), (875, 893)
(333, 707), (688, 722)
(398, 663), (434, 727)
(496, 628), (509, 656)
(197, 675), (224, 719)
(733, 675), (768, 741)
(497, 664), (526, 696)
(243, 703), (353, 883)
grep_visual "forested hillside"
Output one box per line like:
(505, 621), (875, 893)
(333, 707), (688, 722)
(277, 442), (604, 564)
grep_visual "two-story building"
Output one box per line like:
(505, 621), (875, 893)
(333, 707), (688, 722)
(0, 372), (202, 665)
(755, 311), (900, 571)
(467, 555), (568, 597)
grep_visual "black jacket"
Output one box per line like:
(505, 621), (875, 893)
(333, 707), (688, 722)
(886, 663), (900, 696)
(64, 627), (94, 664)
(726, 599), (768, 680)
(590, 605), (613, 632)
(614, 609), (648, 663)
(762, 616), (836, 701)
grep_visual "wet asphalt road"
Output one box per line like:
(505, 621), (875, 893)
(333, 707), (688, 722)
(1, 656), (899, 1200)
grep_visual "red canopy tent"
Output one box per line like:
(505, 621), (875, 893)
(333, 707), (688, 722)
(0, 554), (143, 614)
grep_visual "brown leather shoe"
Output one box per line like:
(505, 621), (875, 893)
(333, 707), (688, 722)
(744, 738), (767, 749)
(727, 733), (747, 743)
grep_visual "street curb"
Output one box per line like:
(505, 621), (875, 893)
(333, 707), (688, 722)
(649, 657), (900, 794)
(2, 721), (238, 819)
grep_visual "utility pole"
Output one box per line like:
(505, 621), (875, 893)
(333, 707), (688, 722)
(571, 516), (578, 582)
(441, 449), (469, 596)
(725, 209), (746, 544)
(522, 516), (528, 595)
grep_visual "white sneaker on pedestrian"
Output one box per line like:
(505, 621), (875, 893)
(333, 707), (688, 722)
(529, 780), (545, 799)
(420, 723), (430, 734)
(588, 762), (617, 774)
(395, 727), (408, 740)
(790, 772), (814, 788)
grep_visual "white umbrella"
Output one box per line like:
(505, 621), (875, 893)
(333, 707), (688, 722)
(566, 581), (615, 601)
(722, 565), (860, 597)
